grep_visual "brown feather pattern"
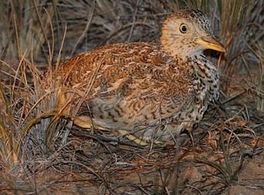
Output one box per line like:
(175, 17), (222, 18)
(46, 9), (224, 141)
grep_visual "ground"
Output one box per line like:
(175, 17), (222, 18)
(1, 93), (263, 194)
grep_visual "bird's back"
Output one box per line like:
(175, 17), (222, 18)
(52, 42), (194, 131)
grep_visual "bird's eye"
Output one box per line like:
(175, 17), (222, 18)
(179, 23), (188, 34)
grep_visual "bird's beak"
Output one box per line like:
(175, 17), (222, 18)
(196, 36), (225, 53)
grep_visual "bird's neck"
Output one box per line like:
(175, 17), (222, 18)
(188, 54), (220, 101)
(189, 54), (218, 73)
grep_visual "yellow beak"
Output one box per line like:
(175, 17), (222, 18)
(196, 36), (225, 53)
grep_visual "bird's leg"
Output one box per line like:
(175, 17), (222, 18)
(56, 88), (99, 130)
(71, 114), (155, 146)
(118, 129), (163, 146)
(166, 122), (195, 146)
(118, 130), (149, 146)
(72, 115), (109, 132)
(182, 128), (195, 147)
(72, 119), (161, 146)
(189, 130), (195, 146)
(73, 115), (93, 129)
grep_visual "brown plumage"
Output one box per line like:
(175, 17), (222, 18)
(47, 9), (225, 143)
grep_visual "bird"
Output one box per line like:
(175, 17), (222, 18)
(47, 9), (225, 145)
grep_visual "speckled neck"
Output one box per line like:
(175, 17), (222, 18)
(189, 54), (220, 101)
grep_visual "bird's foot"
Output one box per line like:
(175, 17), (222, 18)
(73, 115), (93, 129)
(118, 130), (163, 146)
(179, 128), (195, 147)
(73, 115), (107, 131)
(73, 116), (163, 146)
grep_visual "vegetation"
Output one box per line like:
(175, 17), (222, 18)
(0, 0), (263, 194)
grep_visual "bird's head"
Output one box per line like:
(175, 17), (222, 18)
(161, 9), (225, 59)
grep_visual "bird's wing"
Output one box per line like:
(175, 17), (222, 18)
(54, 42), (194, 117)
